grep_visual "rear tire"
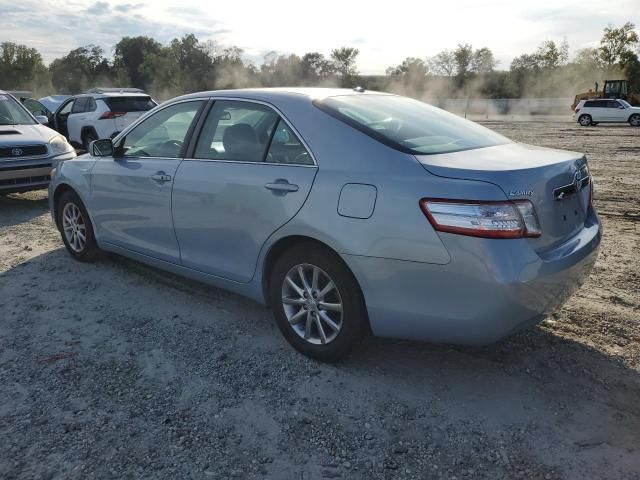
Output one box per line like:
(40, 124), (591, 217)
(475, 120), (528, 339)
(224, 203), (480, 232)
(82, 130), (98, 152)
(629, 114), (640, 127)
(578, 114), (592, 127)
(269, 243), (368, 362)
(57, 190), (101, 262)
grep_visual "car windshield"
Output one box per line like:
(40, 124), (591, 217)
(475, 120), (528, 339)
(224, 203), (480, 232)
(620, 99), (632, 108)
(0, 94), (36, 125)
(315, 94), (510, 155)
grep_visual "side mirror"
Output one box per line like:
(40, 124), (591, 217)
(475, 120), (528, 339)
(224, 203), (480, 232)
(35, 115), (49, 125)
(619, 105), (626, 109)
(91, 138), (114, 157)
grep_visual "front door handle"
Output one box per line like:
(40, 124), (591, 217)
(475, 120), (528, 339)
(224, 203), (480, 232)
(265, 180), (299, 193)
(151, 172), (172, 183)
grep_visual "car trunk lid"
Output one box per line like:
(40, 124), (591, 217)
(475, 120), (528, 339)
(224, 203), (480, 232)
(415, 142), (591, 252)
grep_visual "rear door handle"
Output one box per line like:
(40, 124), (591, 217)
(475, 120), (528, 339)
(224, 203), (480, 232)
(151, 172), (172, 183)
(265, 180), (299, 193)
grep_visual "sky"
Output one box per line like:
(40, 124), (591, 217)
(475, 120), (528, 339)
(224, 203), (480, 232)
(0, 0), (638, 74)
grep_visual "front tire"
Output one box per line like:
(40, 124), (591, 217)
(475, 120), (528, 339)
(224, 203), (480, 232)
(629, 114), (640, 127)
(57, 190), (100, 262)
(578, 114), (592, 126)
(269, 243), (368, 362)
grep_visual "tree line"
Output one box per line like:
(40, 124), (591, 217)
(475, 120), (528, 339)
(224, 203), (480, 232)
(0, 22), (638, 100)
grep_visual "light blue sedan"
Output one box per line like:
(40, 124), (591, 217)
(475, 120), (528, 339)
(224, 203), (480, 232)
(49, 88), (602, 361)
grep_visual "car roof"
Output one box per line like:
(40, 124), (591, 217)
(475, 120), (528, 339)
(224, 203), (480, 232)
(173, 87), (392, 104)
(75, 92), (151, 99)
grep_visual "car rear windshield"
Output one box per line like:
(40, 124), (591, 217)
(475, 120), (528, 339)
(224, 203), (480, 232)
(314, 94), (510, 155)
(104, 96), (157, 112)
(0, 94), (36, 125)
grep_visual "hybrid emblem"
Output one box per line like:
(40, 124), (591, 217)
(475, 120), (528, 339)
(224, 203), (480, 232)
(11, 148), (23, 156)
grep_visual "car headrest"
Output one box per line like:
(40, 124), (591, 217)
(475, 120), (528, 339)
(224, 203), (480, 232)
(223, 123), (260, 159)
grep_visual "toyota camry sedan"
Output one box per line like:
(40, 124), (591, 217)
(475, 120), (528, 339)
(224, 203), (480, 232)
(48, 88), (602, 361)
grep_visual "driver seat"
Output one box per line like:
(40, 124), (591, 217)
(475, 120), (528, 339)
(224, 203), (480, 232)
(223, 124), (262, 162)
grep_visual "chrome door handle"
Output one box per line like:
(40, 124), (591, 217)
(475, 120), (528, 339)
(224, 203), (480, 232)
(151, 172), (172, 183)
(265, 181), (299, 193)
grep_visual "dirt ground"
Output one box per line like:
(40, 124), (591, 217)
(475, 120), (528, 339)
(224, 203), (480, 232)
(1, 120), (639, 480)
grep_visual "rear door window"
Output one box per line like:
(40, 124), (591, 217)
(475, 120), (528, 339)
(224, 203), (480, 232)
(104, 96), (157, 112)
(71, 97), (88, 113)
(194, 100), (278, 162)
(266, 120), (313, 165)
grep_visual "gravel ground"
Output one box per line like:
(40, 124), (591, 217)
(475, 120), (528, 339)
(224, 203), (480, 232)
(1, 120), (639, 480)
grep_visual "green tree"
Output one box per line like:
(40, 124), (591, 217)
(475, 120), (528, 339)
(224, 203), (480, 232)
(113, 36), (164, 89)
(49, 45), (110, 93)
(599, 22), (639, 68)
(0, 42), (50, 92)
(471, 47), (497, 74)
(428, 50), (456, 76)
(330, 47), (359, 86)
(386, 57), (429, 97)
(301, 52), (335, 82)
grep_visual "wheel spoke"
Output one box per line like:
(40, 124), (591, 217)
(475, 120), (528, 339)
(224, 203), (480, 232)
(314, 315), (327, 344)
(282, 296), (305, 306)
(318, 301), (342, 312)
(317, 281), (335, 300)
(289, 308), (306, 325)
(285, 276), (304, 297)
(319, 311), (340, 332)
(311, 267), (319, 290)
(298, 265), (310, 292)
(304, 312), (313, 339)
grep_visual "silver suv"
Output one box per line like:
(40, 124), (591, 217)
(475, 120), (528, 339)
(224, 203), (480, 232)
(0, 91), (76, 195)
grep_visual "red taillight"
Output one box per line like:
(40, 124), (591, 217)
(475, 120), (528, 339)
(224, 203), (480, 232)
(575, 108), (580, 114)
(419, 198), (542, 239)
(99, 111), (126, 120)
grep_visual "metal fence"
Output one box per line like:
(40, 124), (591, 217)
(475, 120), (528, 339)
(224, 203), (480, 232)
(424, 98), (574, 116)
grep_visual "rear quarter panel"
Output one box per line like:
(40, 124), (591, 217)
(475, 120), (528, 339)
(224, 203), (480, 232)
(259, 98), (510, 265)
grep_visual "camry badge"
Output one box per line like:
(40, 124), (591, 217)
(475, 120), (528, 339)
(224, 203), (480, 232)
(11, 148), (23, 156)
(508, 190), (534, 197)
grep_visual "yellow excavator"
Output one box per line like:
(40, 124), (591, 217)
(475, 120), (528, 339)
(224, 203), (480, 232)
(571, 79), (640, 110)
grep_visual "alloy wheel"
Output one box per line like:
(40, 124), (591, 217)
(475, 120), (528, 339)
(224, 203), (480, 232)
(579, 115), (591, 126)
(281, 263), (343, 345)
(62, 202), (87, 253)
(630, 115), (640, 127)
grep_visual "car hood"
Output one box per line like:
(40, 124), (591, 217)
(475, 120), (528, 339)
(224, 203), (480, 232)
(0, 124), (58, 144)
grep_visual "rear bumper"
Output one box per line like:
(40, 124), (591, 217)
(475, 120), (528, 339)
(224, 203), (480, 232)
(342, 208), (602, 345)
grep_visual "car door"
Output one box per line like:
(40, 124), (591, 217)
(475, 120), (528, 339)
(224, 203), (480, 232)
(610, 100), (628, 121)
(172, 99), (317, 283)
(55, 98), (75, 139)
(66, 97), (89, 143)
(90, 100), (205, 263)
(21, 98), (52, 122)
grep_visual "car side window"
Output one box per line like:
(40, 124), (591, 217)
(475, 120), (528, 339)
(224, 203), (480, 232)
(86, 97), (97, 112)
(194, 100), (278, 162)
(22, 99), (48, 116)
(72, 97), (88, 113)
(120, 100), (203, 159)
(59, 100), (74, 116)
(265, 119), (313, 165)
